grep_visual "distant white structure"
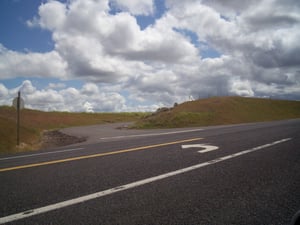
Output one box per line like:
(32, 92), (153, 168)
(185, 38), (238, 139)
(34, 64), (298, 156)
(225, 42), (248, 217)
(83, 101), (94, 113)
(189, 95), (195, 101)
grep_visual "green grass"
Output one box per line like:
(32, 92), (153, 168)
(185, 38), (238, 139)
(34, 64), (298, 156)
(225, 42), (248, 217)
(134, 96), (300, 128)
(0, 106), (147, 154)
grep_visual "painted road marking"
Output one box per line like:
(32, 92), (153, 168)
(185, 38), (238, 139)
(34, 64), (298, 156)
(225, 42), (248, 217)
(181, 144), (219, 153)
(0, 129), (204, 161)
(0, 138), (203, 172)
(0, 138), (291, 224)
(99, 128), (203, 140)
(0, 148), (84, 161)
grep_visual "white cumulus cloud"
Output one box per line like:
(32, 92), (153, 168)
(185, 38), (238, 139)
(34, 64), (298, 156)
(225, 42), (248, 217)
(0, 80), (159, 112)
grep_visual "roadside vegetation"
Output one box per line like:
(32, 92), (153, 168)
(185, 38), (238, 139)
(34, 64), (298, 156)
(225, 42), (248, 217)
(0, 106), (147, 154)
(134, 96), (300, 128)
(1, 96), (300, 154)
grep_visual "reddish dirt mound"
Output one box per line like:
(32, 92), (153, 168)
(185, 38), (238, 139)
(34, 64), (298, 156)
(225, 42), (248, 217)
(41, 130), (86, 149)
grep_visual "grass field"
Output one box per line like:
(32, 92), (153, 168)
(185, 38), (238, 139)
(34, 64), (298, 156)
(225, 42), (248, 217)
(134, 96), (300, 128)
(0, 106), (146, 154)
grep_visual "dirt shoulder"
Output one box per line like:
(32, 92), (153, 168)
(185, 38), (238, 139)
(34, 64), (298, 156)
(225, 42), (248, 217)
(41, 130), (87, 149)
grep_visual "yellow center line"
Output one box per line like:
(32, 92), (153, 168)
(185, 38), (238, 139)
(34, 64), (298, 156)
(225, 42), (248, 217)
(0, 137), (203, 172)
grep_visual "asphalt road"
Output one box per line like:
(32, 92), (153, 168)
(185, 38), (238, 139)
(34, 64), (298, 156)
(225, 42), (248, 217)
(0, 119), (300, 225)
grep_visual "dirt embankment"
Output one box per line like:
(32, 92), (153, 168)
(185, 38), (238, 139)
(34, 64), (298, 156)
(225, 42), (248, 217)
(41, 130), (86, 149)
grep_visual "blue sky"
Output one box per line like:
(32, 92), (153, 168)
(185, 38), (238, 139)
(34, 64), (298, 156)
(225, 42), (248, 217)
(0, 0), (53, 52)
(0, 0), (299, 112)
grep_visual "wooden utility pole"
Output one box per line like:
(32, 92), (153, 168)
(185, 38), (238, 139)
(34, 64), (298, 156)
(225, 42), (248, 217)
(13, 91), (24, 146)
(17, 91), (20, 146)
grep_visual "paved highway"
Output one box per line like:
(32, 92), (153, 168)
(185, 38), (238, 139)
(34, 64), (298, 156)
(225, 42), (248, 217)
(0, 119), (300, 224)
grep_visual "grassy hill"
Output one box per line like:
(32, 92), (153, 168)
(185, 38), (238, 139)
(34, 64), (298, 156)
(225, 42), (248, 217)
(0, 106), (145, 154)
(134, 96), (300, 128)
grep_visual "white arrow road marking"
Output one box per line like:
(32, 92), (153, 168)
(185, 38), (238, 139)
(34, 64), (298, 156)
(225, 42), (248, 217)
(181, 144), (219, 153)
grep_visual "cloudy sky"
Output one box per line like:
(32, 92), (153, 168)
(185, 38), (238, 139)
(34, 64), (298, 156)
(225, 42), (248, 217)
(0, 0), (299, 112)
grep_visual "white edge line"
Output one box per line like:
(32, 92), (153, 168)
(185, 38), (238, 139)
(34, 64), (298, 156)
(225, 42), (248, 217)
(0, 138), (292, 224)
(99, 128), (204, 140)
(0, 148), (84, 161)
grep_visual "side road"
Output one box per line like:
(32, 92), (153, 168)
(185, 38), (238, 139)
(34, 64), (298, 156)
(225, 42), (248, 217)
(56, 119), (300, 148)
(41, 122), (205, 149)
(60, 122), (204, 145)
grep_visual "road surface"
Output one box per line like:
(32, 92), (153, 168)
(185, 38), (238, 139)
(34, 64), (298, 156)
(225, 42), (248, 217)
(0, 119), (300, 224)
